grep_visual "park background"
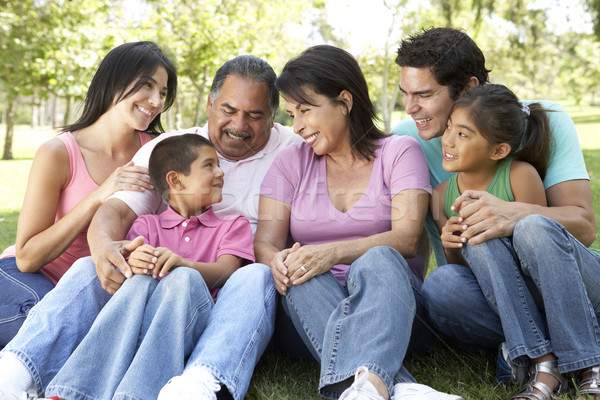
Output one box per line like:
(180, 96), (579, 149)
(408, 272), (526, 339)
(1, 0), (600, 399)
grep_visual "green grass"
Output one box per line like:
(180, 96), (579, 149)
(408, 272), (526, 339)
(1, 108), (599, 399)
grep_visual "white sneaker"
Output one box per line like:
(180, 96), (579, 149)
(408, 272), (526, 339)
(339, 366), (385, 400)
(0, 377), (29, 400)
(392, 382), (463, 400)
(157, 367), (221, 400)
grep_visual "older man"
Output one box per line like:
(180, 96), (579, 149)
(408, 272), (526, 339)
(0, 55), (301, 400)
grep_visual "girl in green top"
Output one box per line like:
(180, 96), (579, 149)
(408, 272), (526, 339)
(431, 84), (551, 267)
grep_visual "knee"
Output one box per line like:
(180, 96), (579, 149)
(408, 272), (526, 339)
(350, 246), (408, 280)
(161, 267), (207, 296)
(513, 215), (561, 252)
(227, 263), (273, 290)
(58, 256), (97, 285)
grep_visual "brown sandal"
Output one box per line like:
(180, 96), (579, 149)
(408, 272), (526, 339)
(578, 365), (600, 399)
(510, 360), (568, 400)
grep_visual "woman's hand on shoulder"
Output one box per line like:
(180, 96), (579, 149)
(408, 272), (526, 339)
(94, 161), (154, 203)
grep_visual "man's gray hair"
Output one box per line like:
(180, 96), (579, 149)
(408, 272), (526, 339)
(209, 55), (279, 116)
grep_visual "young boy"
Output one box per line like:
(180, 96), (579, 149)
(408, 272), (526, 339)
(41, 133), (255, 400)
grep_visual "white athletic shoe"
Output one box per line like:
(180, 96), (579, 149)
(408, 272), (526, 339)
(392, 382), (464, 400)
(339, 366), (385, 400)
(157, 367), (221, 400)
(0, 376), (29, 400)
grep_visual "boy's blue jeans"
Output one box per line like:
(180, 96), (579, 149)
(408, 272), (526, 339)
(423, 215), (600, 373)
(2, 257), (275, 400)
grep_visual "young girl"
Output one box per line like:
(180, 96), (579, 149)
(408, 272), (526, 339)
(432, 83), (550, 266)
(42, 134), (254, 400)
(0, 41), (177, 346)
(433, 84), (600, 400)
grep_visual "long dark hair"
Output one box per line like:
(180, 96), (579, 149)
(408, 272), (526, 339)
(62, 41), (177, 135)
(453, 84), (551, 179)
(276, 45), (387, 161)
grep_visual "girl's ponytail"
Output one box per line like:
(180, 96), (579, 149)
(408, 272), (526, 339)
(514, 103), (552, 180)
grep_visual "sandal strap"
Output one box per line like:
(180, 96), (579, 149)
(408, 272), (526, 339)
(510, 360), (567, 400)
(579, 365), (600, 395)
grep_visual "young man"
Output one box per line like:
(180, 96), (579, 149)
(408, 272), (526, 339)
(392, 27), (598, 381)
(0, 55), (302, 400)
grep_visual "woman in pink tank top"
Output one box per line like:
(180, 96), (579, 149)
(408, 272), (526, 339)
(0, 41), (178, 346)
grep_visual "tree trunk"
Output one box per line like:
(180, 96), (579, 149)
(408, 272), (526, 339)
(31, 92), (38, 129)
(3, 99), (15, 160)
(63, 95), (72, 126)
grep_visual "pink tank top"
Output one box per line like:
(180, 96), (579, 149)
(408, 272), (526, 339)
(1, 131), (152, 284)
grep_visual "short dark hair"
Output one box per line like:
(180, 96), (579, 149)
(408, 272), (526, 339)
(63, 41), (177, 134)
(209, 55), (279, 116)
(149, 134), (214, 201)
(452, 84), (551, 179)
(396, 27), (491, 99)
(276, 45), (387, 161)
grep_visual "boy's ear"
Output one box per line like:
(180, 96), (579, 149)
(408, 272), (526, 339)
(490, 143), (511, 160)
(166, 171), (183, 190)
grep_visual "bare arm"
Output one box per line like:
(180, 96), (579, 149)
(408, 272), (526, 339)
(255, 189), (430, 293)
(15, 140), (152, 273)
(453, 179), (595, 246)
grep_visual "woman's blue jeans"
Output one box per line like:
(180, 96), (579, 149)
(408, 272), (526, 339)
(423, 215), (600, 373)
(283, 246), (424, 399)
(0, 257), (55, 347)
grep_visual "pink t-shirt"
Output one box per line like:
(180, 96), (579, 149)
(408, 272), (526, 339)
(260, 135), (432, 285)
(1, 131), (152, 284)
(126, 207), (255, 301)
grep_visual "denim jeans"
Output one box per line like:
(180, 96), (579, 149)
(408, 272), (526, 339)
(0, 257), (55, 347)
(284, 246), (422, 399)
(185, 263), (276, 400)
(46, 268), (214, 400)
(423, 215), (600, 373)
(1, 259), (276, 399)
(1, 256), (110, 396)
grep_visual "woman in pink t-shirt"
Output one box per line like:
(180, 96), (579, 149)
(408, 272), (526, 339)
(255, 45), (462, 400)
(0, 41), (177, 346)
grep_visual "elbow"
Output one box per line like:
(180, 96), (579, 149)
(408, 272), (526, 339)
(15, 253), (40, 274)
(402, 239), (419, 259)
(581, 221), (597, 247)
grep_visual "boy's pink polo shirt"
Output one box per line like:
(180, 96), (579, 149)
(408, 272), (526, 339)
(126, 207), (254, 301)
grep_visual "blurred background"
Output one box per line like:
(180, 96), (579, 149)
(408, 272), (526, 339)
(1, 0), (600, 160)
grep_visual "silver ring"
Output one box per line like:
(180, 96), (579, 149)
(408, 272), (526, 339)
(300, 265), (307, 273)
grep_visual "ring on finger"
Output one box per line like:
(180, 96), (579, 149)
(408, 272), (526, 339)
(300, 265), (307, 273)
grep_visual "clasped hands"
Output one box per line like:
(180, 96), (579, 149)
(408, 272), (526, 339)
(270, 242), (333, 295)
(442, 190), (522, 250)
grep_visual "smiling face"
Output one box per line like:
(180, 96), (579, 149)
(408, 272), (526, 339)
(176, 146), (224, 216)
(206, 74), (274, 161)
(284, 87), (351, 157)
(400, 66), (456, 141)
(441, 107), (499, 173)
(114, 66), (168, 132)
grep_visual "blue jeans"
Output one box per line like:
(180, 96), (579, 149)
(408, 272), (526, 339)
(423, 215), (600, 373)
(2, 257), (275, 399)
(0, 257), (55, 347)
(185, 263), (276, 400)
(284, 246), (421, 399)
(1, 256), (109, 395)
(46, 268), (214, 400)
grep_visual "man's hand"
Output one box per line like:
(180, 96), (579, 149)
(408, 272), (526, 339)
(451, 190), (525, 245)
(93, 236), (145, 294)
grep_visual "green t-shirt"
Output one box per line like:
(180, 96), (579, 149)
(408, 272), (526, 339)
(444, 158), (514, 218)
